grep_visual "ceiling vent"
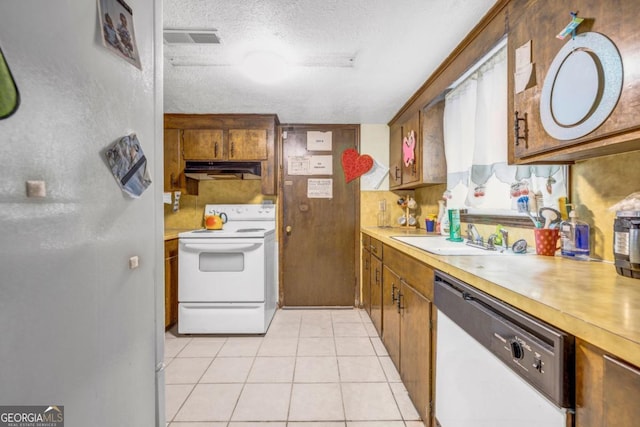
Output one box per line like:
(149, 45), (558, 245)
(163, 29), (221, 45)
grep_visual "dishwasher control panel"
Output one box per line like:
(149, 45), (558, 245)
(491, 317), (556, 395)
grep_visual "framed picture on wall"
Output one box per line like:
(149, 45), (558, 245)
(97, 0), (141, 69)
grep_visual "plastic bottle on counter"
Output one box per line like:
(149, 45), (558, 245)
(560, 205), (590, 260)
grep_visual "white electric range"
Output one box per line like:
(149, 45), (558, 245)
(178, 203), (277, 334)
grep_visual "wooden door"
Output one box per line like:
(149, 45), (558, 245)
(280, 125), (360, 306)
(229, 129), (268, 160)
(183, 129), (224, 159)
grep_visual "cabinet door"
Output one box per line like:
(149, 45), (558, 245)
(421, 98), (446, 184)
(509, 2), (640, 163)
(370, 254), (383, 336)
(362, 246), (371, 314)
(401, 111), (421, 186)
(229, 129), (268, 160)
(389, 123), (403, 188)
(183, 129), (224, 160)
(603, 355), (640, 426)
(382, 265), (401, 369)
(164, 239), (179, 329)
(164, 129), (183, 192)
(400, 281), (432, 423)
(576, 339), (640, 427)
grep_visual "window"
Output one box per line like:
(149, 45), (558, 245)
(443, 39), (567, 222)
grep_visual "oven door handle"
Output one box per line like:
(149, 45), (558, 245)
(182, 243), (262, 252)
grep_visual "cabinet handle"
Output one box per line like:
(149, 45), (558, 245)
(230, 141), (235, 157)
(375, 268), (380, 284)
(514, 111), (527, 147)
(214, 141), (218, 158)
(397, 292), (404, 313)
(391, 284), (398, 303)
(394, 166), (401, 181)
(370, 245), (377, 254)
(364, 258), (369, 269)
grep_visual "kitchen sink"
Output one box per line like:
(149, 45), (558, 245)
(391, 235), (529, 256)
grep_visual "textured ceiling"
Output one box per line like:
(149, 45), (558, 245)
(163, 0), (498, 124)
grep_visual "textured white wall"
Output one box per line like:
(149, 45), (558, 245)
(0, 2), (162, 425)
(360, 123), (390, 191)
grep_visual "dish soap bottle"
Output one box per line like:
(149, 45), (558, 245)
(438, 200), (449, 236)
(560, 205), (590, 260)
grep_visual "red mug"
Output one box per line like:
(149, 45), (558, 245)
(534, 228), (560, 256)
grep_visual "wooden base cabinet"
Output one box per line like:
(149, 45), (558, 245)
(382, 265), (401, 368)
(361, 234), (371, 314)
(369, 237), (383, 336)
(400, 282), (432, 425)
(576, 339), (640, 427)
(380, 244), (434, 423)
(164, 239), (178, 329)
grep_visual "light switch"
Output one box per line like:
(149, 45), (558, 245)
(26, 180), (46, 198)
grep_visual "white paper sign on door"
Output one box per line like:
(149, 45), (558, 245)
(309, 155), (333, 175)
(307, 178), (333, 199)
(307, 131), (332, 151)
(288, 156), (311, 175)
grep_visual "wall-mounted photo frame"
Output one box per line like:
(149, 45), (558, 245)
(97, 0), (141, 69)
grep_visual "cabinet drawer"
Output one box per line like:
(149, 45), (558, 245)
(383, 244), (433, 300)
(369, 237), (383, 259)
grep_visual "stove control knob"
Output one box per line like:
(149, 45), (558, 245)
(509, 339), (524, 360)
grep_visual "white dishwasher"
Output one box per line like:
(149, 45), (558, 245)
(434, 271), (574, 427)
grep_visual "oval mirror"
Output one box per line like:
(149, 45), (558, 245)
(540, 32), (622, 140)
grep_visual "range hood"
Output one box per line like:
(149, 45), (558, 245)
(184, 161), (262, 180)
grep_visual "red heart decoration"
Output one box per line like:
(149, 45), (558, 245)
(341, 148), (373, 183)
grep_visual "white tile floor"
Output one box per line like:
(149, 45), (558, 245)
(165, 308), (426, 427)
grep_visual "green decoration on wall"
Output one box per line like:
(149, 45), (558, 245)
(0, 45), (20, 119)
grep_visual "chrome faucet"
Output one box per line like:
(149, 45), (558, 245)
(466, 224), (510, 252)
(499, 228), (509, 250)
(466, 224), (482, 245)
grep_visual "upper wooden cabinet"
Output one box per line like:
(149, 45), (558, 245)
(509, 1), (640, 163)
(389, 104), (446, 190)
(164, 114), (279, 195)
(228, 129), (268, 160)
(183, 129), (224, 160)
(164, 128), (184, 192)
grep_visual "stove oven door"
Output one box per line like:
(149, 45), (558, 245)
(179, 236), (267, 302)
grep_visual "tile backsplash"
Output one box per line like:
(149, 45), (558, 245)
(164, 180), (274, 230)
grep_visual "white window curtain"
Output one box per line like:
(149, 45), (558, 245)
(443, 76), (477, 209)
(443, 43), (566, 213)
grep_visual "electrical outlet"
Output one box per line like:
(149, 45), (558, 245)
(129, 256), (139, 269)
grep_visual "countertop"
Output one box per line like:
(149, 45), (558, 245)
(362, 226), (640, 367)
(164, 228), (192, 241)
